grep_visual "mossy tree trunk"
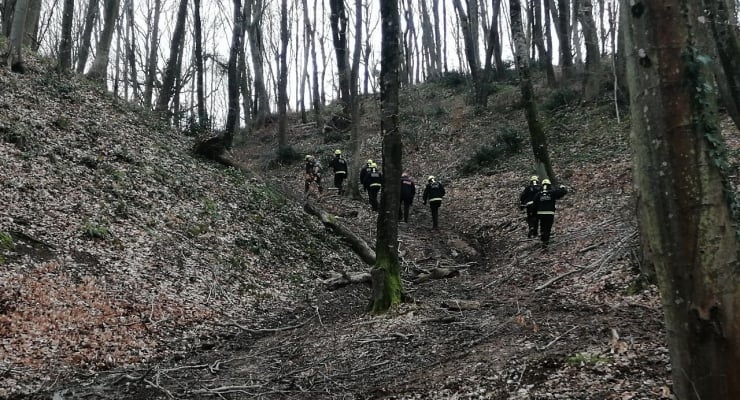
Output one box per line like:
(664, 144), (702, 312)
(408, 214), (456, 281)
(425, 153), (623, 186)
(369, 0), (403, 315)
(511, 0), (556, 182)
(623, 1), (740, 399)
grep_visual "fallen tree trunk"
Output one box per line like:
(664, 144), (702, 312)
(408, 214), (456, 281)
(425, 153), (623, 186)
(303, 201), (376, 265)
(322, 271), (372, 289)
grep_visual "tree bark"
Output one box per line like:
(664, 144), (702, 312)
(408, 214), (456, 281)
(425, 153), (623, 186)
(276, 0), (288, 150)
(86, 0), (119, 83)
(370, 0), (404, 314)
(56, 0), (74, 72)
(193, 0), (207, 127)
(303, 202), (376, 266)
(76, 0), (99, 74)
(579, 0), (601, 100)
(21, 0), (39, 49)
(622, 1), (740, 398)
(124, 0), (139, 100)
(1, 0), (16, 37)
(329, 0), (351, 113)
(224, 0), (243, 149)
(347, 0), (363, 200)
(533, 0), (556, 85)
(245, 0), (270, 129)
(6, 0), (28, 73)
(155, 0), (188, 114)
(451, 0), (485, 106)
(556, 0), (573, 79)
(511, 0), (555, 182)
(142, 0), (161, 107)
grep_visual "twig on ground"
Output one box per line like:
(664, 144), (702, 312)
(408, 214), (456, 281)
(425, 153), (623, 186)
(538, 326), (579, 350)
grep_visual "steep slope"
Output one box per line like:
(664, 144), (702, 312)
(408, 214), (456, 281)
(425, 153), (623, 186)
(0, 56), (366, 397)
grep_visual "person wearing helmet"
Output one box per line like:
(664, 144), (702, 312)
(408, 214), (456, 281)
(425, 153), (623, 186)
(366, 162), (383, 211)
(533, 178), (567, 247)
(422, 175), (446, 229)
(359, 159), (373, 192)
(304, 155), (323, 194)
(519, 175), (542, 238)
(399, 172), (416, 223)
(328, 149), (348, 195)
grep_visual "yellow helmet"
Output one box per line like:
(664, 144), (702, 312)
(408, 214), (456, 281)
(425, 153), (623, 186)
(305, 154), (313, 161)
(335, 149), (342, 155)
(530, 175), (539, 182)
(542, 178), (551, 185)
(370, 162), (378, 168)
(428, 175), (435, 182)
(366, 159), (373, 164)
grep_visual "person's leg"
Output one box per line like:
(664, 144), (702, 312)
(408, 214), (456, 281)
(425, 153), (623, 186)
(539, 215), (554, 245)
(430, 202), (440, 228)
(527, 208), (538, 238)
(316, 176), (323, 193)
(403, 201), (411, 222)
(369, 189), (378, 211)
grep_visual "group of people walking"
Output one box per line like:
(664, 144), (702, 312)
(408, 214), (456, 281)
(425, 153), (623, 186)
(305, 151), (568, 242)
(303, 150), (446, 229)
(519, 175), (568, 247)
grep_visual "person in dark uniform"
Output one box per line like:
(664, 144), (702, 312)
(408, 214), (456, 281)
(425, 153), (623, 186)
(304, 155), (323, 194)
(399, 172), (416, 223)
(422, 175), (446, 229)
(359, 159), (373, 192)
(519, 175), (541, 238)
(366, 162), (383, 211)
(533, 178), (567, 247)
(328, 149), (348, 195)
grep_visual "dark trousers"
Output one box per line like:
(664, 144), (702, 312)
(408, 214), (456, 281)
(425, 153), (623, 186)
(537, 214), (555, 244)
(368, 187), (381, 211)
(526, 206), (538, 238)
(334, 174), (346, 195)
(305, 175), (322, 193)
(429, 200), (442, 228)
(399, 199), (412, 222)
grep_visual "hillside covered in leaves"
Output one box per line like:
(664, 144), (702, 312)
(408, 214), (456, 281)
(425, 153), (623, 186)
(2, 54), (739, 399)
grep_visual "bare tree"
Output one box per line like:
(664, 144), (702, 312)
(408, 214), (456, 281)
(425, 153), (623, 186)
(142, 0), (161, 107)
(347, 0), (363, 200)
(85, 0), (119, 83)
(56, 0), (74, 72)
(579, 0), (601, 100)
(76, 0), (99, 73)
(623, 1), (740, 399)
(329, 0), (351, 112)
(193, 0), (207, 127)
(155, 0), (188, 114)
(123, 0), (139, 100)
(704, 0), (740, 129)
(556, 0), (573, 79)
(511, 0), (555, 181)
(6, 0), (29, 73)
(276, 0), (288, 151)
(245, 0), (270, 129)
(224, 0), (242, 149)
(370, 0), (403, 314)
(533, 0), (556, 85)
(452, 0), (486, 106)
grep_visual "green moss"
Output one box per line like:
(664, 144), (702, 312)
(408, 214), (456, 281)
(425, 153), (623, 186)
(0, 232), (14, 250)
(82, 221), (110, 239)
(566, 353), (608, 366)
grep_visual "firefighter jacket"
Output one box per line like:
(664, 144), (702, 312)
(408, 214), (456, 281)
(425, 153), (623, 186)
(305, 161), (321, 177)
(360, 165), (370, 188)
(400, 176), (416, 201)
(520, 183), (541, 209)
(366, 168), (383, 189)
(423, 181), (445, 203)
(533, 186), (567, 215)
(328, 156), (348, 175)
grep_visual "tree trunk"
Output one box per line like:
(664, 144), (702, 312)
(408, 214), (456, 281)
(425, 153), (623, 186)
(431, 0), (443, 74)
(276, 0), (288, 150)
(155, 0), (188, 114)
(224, 0), (243, 149)
(533, 0), (556, 85)
(76, 0), (99, 74)
(246, 0), (270, 129)
(579, 0), (601, 100)
(544, 0), (555, 81)
(56, 0), (74, 72)
(556, 0), (573, 79)
(329, 0), (351, 113)
(124, 0), (139, 100)
(299, 0), (311, 123)
(142, 0), (161, 107)
(420, 0), (438, 79)
(487, 0), (505, 77)
(347, 0), (363, 200)
(511, 0), (555, 182)
(622, 1), (740, 399)
(85, 0), (119, 83)
(1, 0), (16, 37)
(238, 46), (252, 129)
(370, 0), (404, 314)
(21, 0), (39, 49)
(451, 0), (485, 106)
(310, 0), (321, 125)
(6, 0), (28, 73)
(193, 0), (207, 127)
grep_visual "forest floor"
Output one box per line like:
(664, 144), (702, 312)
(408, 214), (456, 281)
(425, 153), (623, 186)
(2, 54), (738, 399)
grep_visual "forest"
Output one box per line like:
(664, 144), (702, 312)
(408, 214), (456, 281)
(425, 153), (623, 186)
(1, 0), (740, 399)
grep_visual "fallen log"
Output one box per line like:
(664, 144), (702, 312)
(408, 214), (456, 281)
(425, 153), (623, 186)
(303, 201), (376, 265)
(322, 271), (372, 289)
